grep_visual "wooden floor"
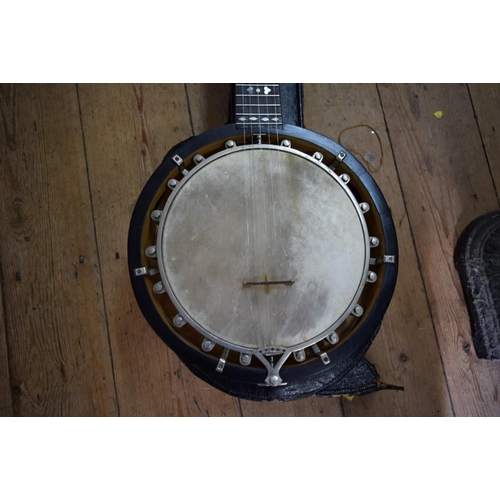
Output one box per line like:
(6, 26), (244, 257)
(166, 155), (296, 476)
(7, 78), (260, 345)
(1, 83), (499, 417)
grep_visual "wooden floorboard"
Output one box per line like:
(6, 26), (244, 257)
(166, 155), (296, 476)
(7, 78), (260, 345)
(468, 84), (500, 199)
(303, 84), (453, 416)
(185, 83), (232, 134)
(240, 397), (343, 417)
(0, 84), (118, 416)
(0, 273), (13, 416)
(77, 84), (242, 416)
(2, 83), (499, 416)
(377, 83), (500, 416)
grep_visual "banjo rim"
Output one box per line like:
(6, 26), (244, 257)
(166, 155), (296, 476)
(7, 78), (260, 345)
(128, 123), (398, 399)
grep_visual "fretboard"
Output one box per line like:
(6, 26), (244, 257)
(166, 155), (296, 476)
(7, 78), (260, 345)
(233, 84), (283, 129)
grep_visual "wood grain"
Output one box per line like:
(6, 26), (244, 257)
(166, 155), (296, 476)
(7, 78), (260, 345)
(468, 84), (500, 199)
(78, 84), (242, 416)
(0, 84), (118, 416)
(241, 398), (343, 417)
(302, 84), (453, 416)
(378, 83), (500, 416)
(0, 274), (13, 416)
(186, 83), (232, 134)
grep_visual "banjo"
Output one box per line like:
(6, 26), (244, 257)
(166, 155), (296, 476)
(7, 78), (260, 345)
(128, 84), (398, 401)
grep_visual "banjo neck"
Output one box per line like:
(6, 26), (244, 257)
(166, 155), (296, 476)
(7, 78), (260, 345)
(232, 83), (304, 129)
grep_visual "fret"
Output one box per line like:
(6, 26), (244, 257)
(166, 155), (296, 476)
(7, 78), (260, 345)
(234, 99), (281, 108)
(235, 97), (281, 105)
(235, 94), (281, 99)
(235, 103), (282, 107)
(235, 104), (281, 111)
(235, 84), (280, 86)
(236, 97), (278, 102)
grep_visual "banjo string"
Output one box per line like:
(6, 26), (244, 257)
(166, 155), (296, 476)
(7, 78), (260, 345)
(240, 84), (283, 348)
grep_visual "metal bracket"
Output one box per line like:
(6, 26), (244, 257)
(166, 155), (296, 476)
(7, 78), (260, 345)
(216, 348), (230, 373)
(311, 344), (330, 365)
(172, 155), (183, 166)
(331, 150), (347, 170)
(133, 267), (147, 277)
(370, 255), (397, 265)
(134, 267), (160, 277)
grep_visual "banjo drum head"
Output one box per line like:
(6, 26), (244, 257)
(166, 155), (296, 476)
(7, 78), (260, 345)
(157, 145), (369, 353)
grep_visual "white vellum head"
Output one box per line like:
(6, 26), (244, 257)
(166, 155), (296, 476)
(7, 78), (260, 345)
(158, 146), (369, 350)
